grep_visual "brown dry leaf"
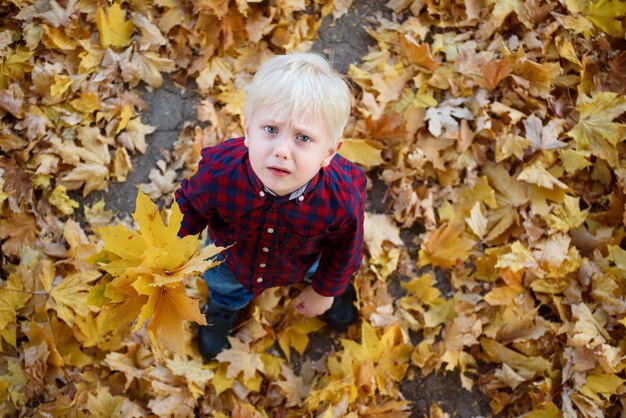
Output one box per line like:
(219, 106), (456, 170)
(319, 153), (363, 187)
(1, 0), (626, 415)
(0, 211), (38, 257)
(275, 363), (309, 407)
(481, 59), (510, 90)
(0, 156), (32, 207)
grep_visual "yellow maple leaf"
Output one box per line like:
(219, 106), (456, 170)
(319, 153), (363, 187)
(49, 74), (73, 98)
(49, 185), (79, 215)
(340, 138), (385, 169)
(495, 241), (541, 275)
(580, 373), (625, 401)
(96, 3), (134, 48)
(585, 0), (626, 37)
(103, 352), (145, 391)
(364, 212), (404, 264)
(60, 161), (110, 197)
(419, 219), (476, 269)
(0, 360), (28, 407)
(480, 0), (523, 38)
(480, 338), (551, 373)
(524, 402), (561, 418)
(0, 273), (31, 328)
(130, 51), (176, 88)
(277, 316), (325, 360)
(117, 117), (156, 154)
(70, 92), (100, 113)
(567, 92), (626, 167)
(89, 189), (223, 353)
(556, 37), (583, 69)
(608, 245), (626, 277)
(215, 338), (265, 380)
(116, 104), (132, 134)
(559, 149), (592, 174)
(545, 195), (588, 232)
(42, 318), (92, 368)
(74, 301), (137, 351)
(165, 356), (214, 399)
(465, 202), (488, 239)
(197, 56), (234, 91)
(211, 363), (236, 395)
(133, 279), (206, 354)
(339, 322), (412, 396)
(95, 223), (146, 264)
(84, 199), (113, 228)
(47, 270), (101, 326)
(517, 161), (568, 190)
(401, 273), (443, 307)
(86, 386), (124, 418)
(95, 189), (221, 279)
(483, 163), (529, 242)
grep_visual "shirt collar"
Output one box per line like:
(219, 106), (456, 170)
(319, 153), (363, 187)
(262, 183), (307, 201)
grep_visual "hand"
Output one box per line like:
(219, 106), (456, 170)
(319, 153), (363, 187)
(293, 285), (334, 317)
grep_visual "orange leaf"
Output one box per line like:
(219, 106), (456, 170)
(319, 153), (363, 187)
(419, 220), (476, 269)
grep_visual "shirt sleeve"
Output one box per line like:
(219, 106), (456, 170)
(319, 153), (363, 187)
(174, 148), (216, 237)
(310, 169), (366, 297)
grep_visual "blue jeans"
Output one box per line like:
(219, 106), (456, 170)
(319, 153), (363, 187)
(203, 250), (320, 311)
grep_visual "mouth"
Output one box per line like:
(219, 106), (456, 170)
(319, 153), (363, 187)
(267, 166), (291, 176)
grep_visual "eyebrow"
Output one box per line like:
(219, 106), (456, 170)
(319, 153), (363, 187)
(262, 119), (316, 138)
(293, 125), (315, 137)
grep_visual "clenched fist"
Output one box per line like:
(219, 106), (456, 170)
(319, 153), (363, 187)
(293, 285), (334, 317)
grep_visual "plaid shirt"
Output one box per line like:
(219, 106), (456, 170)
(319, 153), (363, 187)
(175, 137), (366, 297)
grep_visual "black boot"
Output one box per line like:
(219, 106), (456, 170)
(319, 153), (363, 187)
(322, 283), (357, 332)
(197, 303), (240, 361)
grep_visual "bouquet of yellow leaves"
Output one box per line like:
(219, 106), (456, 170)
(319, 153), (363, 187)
(87, 189), (223, 355)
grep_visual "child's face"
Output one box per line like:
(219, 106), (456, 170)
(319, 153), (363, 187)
(244, 106), (341, 196)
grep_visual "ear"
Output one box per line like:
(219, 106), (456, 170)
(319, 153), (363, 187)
(243, 125), (250, 147)
(321, 140), (343, 167)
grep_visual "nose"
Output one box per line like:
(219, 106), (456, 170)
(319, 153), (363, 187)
(273, 134), (291, 160)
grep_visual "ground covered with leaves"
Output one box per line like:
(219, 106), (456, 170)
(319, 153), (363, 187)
(1, 0), (626, 417)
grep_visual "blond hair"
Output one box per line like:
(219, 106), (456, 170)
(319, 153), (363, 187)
(244, 53), (352, 143)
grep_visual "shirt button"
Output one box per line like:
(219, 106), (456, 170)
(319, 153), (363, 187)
(262, 247), (269, 252)
(298, 195), (304, 201)
(259, 191), (265, 197)
(267, 227), (274, 234)
(260, 263), (266, 268)
(256, 277), (263, 283)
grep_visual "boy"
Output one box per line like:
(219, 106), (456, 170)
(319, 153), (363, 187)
(175, 53), (366, 361)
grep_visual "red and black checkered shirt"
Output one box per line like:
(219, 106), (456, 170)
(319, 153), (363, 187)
(175, 137), (366, 297)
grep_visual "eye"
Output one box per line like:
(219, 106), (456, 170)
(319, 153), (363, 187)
(264, 125), (278, 134)
(296, 134), (311, 143)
